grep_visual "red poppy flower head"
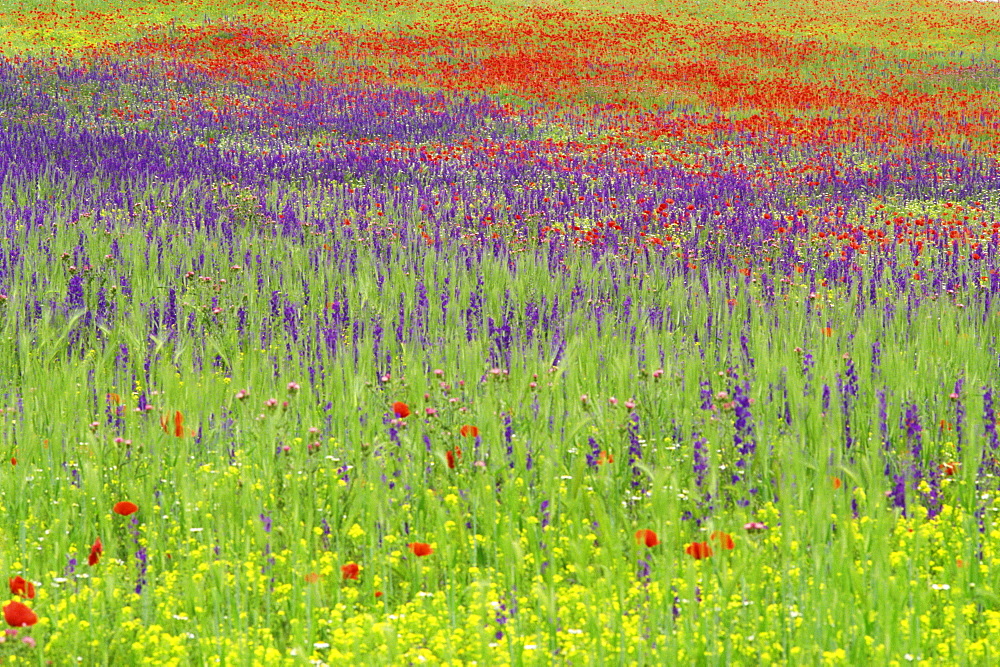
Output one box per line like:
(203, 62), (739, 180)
(939, 462), (957, 476)
(8, 576), (34, 599)
(161, 411), (185, 437)
(831, 476), (843, 490)
(341, 563), (360, 580)
(392, 401), (410, 418)
(374, 590), (384, 598)
(635, 529), (659, 547)
(88, 537), (103, 566)
(408, 542), (433, 557)
(460, 425), (478, 438)
(3, 600), (37, 627)
(710, 531), (735, 550)
(113, 501), (139, 516)
(685, 541), (713, 560)
(305, 572), (320, 583)
(597, 450), (614, 464)
(446, 447), (462, 469)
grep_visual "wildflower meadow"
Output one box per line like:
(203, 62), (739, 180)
(1, 0), (1000, 664)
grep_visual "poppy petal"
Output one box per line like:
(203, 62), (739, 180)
(8, 576), (34, 599)
(685, 541), (713, 559)
(88, 537), (103, 566)
(635, 529), (659, 547)
(408, 542), (432, 556)
(710, 531), (735, 550)
(113, 501), (139, 516)
(3, 601), (37, 627)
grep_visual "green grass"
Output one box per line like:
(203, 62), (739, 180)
(0, 168), (997, 663)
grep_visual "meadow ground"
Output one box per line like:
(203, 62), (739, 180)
(1, 0), (1000, 664)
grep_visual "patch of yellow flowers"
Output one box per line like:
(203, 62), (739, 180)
(9, 469), (1000, 666)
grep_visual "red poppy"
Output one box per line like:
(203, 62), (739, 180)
(408, 542), (433, 557)
(939, 462), (957, 476)
(341, 563), (359, 580)
(831, 476), (843, 490)
(597, 450), (614, 464)
(8, 576), (34, 599)
(374, 590), (384, 598)
(106, 392), (121, 405)
(821, 327), (833, 337)
(3, 601), (37, 627)
(392, 402), (410, 418)
(460, 425), (478, 438)
(685, 541), (713, 560)
(161, 411), (184, 437)
(635, 529), (659, 547)
(9, 458), (14, 466)
(446, 447), (462, 469)
(88, 537), (103, 566)
(710, 531), (735, 550)
(113, 501), (139, 516)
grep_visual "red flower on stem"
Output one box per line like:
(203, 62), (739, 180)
(113, 501), (139, 516)
(635, 529), (659, 547)
(408, 542), (433, 557)
(710, 531), (735, 550)
(459, 425), (478, 438)
(685, 541), (713, 560)
(446, 447), (462, 469)
(88, 537), (103, 566)
(341, 563), (359, 580)
(8, 576), (34, 599)
(392, 402), (410, 418)
(3, 601), (37, 627)
(160, 410), (185, 437)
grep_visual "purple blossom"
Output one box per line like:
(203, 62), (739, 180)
(627, 412), (643, 491)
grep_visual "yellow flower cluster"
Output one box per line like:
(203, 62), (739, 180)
(7, 408), (1000, 666)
